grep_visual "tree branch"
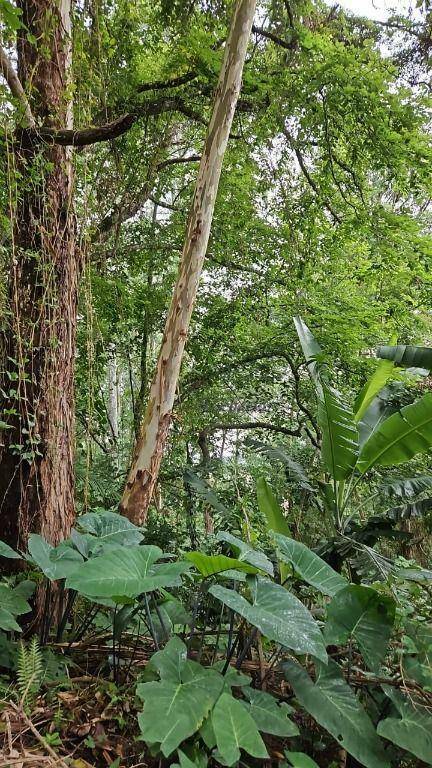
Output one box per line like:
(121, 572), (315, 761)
(0, 43), (35, 127)
(252, 24), (297, 50)
(203, 421), (302, 436)
(283, 127), (341, 224)
(17, 97), (207, 147)
(18, 113), (135, 146)
(138, 71), (199, 92)
(157, 154), (201, 171)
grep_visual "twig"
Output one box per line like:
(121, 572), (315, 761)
(7, 703), (69, 768)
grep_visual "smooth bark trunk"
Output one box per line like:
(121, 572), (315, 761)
(120, 0), (257, 524)
(0, 0), (77, 550)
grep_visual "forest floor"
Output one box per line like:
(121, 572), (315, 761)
(0, 636), (331, 768)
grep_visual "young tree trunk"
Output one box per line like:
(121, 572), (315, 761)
(107, 346), (120, 442)
(120, 0), (257, 525)
(0, 0), (77, 550)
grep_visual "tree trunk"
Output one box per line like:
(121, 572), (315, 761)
(107, 346), (120, 442)
(120, 0), (257, 524)
(0, 0), (77, 550)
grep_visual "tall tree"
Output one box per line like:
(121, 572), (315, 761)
(120, 0), (257, 524)
(0, 0), (77, 548)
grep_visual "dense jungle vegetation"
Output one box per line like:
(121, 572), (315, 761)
(1, 0), (432, 766)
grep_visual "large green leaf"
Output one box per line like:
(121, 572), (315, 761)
(379, 475), (432, 499)
(257, 478), (290, 537)
(242, 688), (299, 737)
(325, 585), (395, 671)
(147, 636), (188, 682)
(358, 386), (399, 448)
(284, 660), (390, 768)
(293, 316), (325, 388)
(275, 533), (348, 597)
(396, 565), (432, 583)
(354, 357), (395, 423)
(357, 393), (432, 474)
(78, 510), (144, 546)
(137, 660), (224, 756)
(285, 753), (320, 768)
(0, 540), (21, 559)
(0, 584), (31, 632)
(387, 497), (432, 521)
(66, 546), (190, 599)
(377, 687), (432, 764)
(377, 344), (432, 371)
(185, 551), (259, 577)
(256, 478), (290, 581)
(318, 381), (358, 480)
(210, 578), (327, 662)
(28, 535), (83, 580)
(216, 531), (274, 576)
(212, 692), (268, 766)
(0, 610), (21, 632)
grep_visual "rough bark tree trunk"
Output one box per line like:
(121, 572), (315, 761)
(0, 0), (77, 550)
(120, 0), (257, 524)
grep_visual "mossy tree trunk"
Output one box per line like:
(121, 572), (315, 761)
(0, 0), (77, 550)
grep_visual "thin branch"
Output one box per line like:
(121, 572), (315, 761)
(204, 421), (301, 436)
(283, 127), (341, 224)
(0, 43), (35, 127)
(252, 24), (297, 50)
(157, 154), (201, 171)
(149, 196), (181, 212)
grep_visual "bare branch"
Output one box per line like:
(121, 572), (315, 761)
(157, 154), (201, 171)
(283, 127), (341, 224)
(203, 421), (302, 436)
(0, 43), (35, 127)
(252, 24), (297, 50)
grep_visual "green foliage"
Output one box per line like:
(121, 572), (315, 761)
(377, 688), (432, 764)
(137, 650), (224, 757)
(185, 551), (260, 577)
(284, 753), (320, 768)
(378, 344), (432, 371)
(17, 637), (43, 712)
(325, 585), (395, 671)
(275, 533), (348, 597)
(66, 545), (190, 599)
(210, 578), (327, 662)
(212, 692), (267, 765)
(0, 584), (31, 632)
(357, 393), (432, 473)
(242, 688), (299, 737)
(284, 660), (390, 768)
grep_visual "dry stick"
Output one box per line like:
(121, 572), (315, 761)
(7, 702), (69, 768)
(120, 0), (257, 524)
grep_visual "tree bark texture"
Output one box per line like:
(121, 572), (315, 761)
(120, 0), (257, 524)
(0, 0), (77, 549)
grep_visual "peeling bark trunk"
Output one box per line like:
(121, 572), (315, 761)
(0, 0), (77, 550)
(120, 0), (257, 524)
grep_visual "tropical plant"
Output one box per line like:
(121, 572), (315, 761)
(257, 318), (432, 580)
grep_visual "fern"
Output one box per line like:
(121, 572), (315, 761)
(17, 637), (43, 712)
